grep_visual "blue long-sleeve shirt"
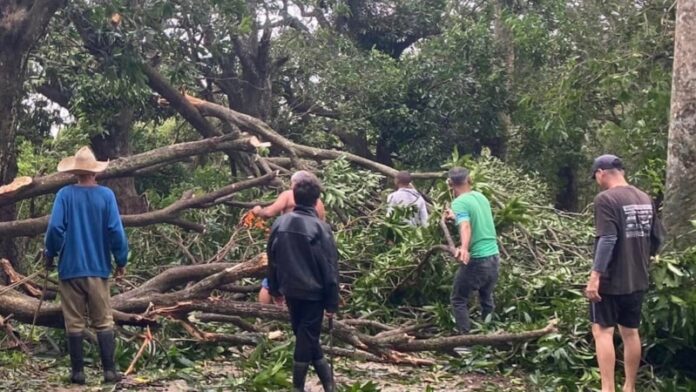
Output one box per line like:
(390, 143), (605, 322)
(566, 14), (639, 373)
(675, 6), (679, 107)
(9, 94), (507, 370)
(45, 185), (129, 280)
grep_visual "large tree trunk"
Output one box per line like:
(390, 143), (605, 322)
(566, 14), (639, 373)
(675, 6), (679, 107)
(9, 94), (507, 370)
(664, 0), (696, 248)
(555, 165), (578, 212)
(376, 135), (394, 167)
(0, 51), (22, 267)
(90, 108), (147, 214)
(490, 0), (515, 159)
(0, 0), (67, 275)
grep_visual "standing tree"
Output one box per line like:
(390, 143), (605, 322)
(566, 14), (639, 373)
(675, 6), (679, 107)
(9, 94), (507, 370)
(0, 0), (66, 268)
(664, 0), (696, 248)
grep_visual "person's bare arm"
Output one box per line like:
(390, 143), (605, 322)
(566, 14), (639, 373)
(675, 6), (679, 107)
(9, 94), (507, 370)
(458, 221), (472, 264)
(316, 198), (327, 221)
(253, 191), (291, 218)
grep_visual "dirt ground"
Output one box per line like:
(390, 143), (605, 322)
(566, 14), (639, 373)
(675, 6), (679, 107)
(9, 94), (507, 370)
(0, 353), (525, 392)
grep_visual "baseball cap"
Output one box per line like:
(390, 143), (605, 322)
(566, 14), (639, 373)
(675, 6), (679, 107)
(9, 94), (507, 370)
(590, 154), (623, 179)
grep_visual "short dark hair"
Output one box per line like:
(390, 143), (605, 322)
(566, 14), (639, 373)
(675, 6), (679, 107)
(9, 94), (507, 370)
(292, 171), (322, 207)
(448, 167), (469, 186)
(395, 171), (412, 186)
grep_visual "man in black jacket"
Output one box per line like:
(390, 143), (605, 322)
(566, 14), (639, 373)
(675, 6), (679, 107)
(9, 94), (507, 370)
(267, 172), (339, 392)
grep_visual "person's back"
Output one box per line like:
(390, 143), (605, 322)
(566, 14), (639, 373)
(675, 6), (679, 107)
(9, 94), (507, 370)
(47, 185), (128, 280)
(252, 172), (327, 305)
(266, 172), (338, 392)
(447, 168), (500, 336)
(451, 190), (498, 258)
(594, 185), (656, 295)
(44, 146), (128, 385)
(268, 206), (337, 301)
(387, 187), (428, 227)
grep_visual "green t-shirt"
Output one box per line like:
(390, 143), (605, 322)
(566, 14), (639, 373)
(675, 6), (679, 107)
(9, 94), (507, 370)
(451, 191), (499, 258)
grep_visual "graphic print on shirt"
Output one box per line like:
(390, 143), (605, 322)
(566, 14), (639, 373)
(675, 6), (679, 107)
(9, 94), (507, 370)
(622, 204), (653, 238)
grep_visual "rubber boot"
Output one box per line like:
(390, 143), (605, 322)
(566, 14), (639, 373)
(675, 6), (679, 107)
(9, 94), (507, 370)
(67, 333), (86, 385)
(313, 358), (335, 392)
(292, 361), (310, 392)
(96, 330), (122, 383)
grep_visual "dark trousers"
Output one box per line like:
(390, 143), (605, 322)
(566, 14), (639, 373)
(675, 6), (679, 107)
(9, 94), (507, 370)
(286, 298), (325, 362)
(451, 255), (500, 333)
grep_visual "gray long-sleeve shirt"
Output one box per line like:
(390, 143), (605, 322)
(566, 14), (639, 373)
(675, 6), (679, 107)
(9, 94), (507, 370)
(387, 188), (429, 227)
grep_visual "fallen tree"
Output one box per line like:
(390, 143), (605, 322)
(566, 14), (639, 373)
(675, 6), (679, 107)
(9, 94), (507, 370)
(0, 12), (569, 373)
(184, 94), (444, 180)
(0, 134), (263, 208)
(0, 171), (277, 237)
(0, 253), (558, 365)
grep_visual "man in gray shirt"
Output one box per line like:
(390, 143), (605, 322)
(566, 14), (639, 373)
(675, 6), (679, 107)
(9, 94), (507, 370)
(387, 171), (429, 227)
(585, 154), (664, 392)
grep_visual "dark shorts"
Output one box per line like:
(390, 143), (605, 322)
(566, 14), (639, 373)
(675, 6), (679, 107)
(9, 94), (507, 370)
(589, 291), (645, 328)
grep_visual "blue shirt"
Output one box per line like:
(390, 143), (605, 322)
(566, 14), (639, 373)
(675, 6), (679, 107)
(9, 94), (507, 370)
(45, 185), (129, 280)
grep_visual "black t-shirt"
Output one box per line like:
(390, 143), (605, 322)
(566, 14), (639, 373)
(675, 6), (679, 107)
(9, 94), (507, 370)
(594, 186), (664, 295)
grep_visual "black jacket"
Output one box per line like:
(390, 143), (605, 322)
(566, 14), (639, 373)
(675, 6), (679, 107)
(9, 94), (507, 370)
(267, 205), (340, 312)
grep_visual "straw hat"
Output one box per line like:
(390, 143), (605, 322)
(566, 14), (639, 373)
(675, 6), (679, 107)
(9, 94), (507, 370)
(57, 146), (109, 174)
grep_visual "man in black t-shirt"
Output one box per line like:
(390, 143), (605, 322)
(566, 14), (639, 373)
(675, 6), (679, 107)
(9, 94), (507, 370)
(585, 155), (665, 392)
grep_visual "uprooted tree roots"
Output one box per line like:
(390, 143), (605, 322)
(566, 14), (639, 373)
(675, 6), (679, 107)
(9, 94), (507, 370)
(0, 254), (557, 366)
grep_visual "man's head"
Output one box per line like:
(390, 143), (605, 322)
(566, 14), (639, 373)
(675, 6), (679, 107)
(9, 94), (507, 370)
(292, 171), (322, 207)
(591, 154), (625, 189)
(447, 167), (471, 192)
(394, 171), (412, 188)
(290, 170), (313, 187)
(57, 146), (107, 185)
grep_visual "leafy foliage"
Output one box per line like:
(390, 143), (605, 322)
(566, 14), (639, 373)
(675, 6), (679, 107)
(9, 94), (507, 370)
(7, 0), (694, 389)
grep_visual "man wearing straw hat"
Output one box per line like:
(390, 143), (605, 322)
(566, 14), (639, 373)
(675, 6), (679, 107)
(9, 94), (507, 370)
(44, 146), (128, 384)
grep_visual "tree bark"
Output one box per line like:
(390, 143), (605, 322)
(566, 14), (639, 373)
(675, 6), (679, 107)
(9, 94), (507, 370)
(0, 252), (557, 364)
(664, 0), (696, 248)
(555, 165), (578, 212)
(0, 134), (260, 207)
(0, 0), (67, 274)
(0, 172), (277, 237)
(186, 96), (445, 180)
(490, 0), (515, 159)
(91, 108), (148, 214)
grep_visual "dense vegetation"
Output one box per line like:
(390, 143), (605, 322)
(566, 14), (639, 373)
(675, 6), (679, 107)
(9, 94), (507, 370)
(1, 0), (695, 390)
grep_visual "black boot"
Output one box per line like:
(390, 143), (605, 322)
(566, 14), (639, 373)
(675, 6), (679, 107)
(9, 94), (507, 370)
(312, 358), (335, 392)
(96, 330), (122, 383)
(67, 333), (86, 385)
(292, 361), (310, 392)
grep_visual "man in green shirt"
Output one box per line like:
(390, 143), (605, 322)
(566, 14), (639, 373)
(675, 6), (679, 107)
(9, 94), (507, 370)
(447, 167), (500, 333)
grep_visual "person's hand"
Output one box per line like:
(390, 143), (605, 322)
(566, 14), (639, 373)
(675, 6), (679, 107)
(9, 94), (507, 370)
(273, 296), (285, 306)
(114, 266), (126, 281)
(325, 312), (335, 319)
(585, 275), (601, 303)
(44, 253), (55, 271)
(252, 205), (263, 215)
(445, 208), (455, 222)
(457, 247), (470, 265)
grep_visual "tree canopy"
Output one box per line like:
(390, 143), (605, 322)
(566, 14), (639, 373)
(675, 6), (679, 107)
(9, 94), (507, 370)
(0, 0), (695, 390)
